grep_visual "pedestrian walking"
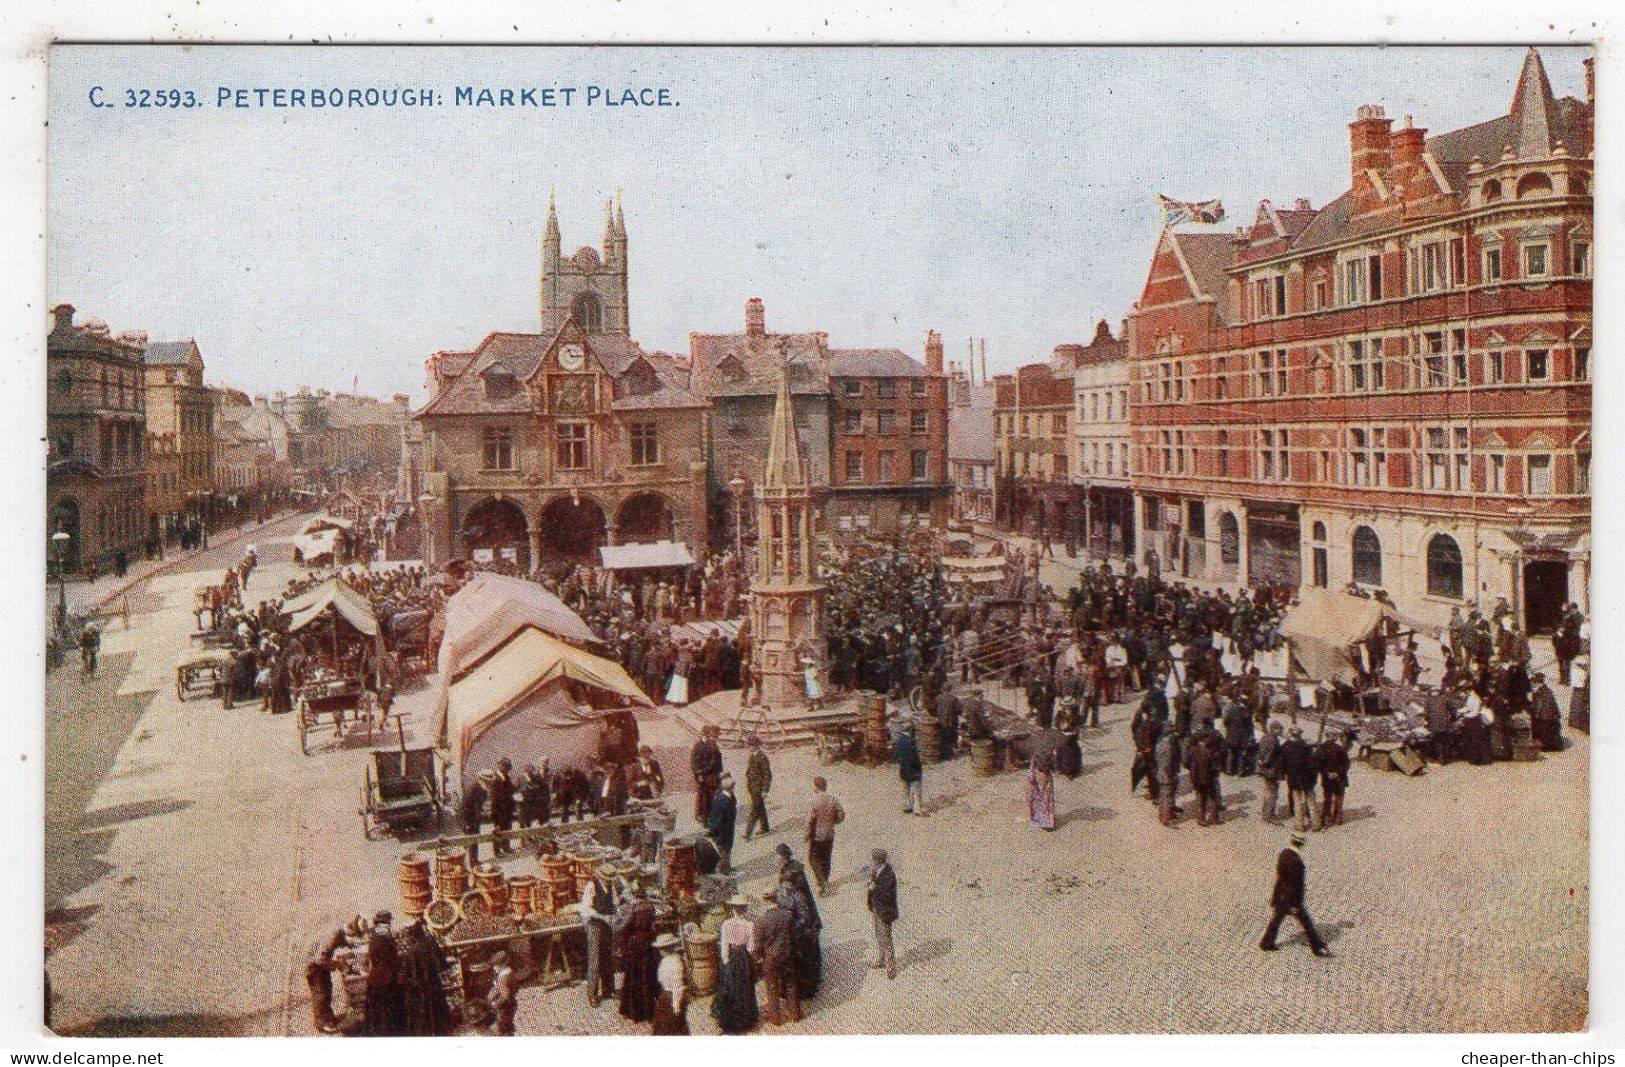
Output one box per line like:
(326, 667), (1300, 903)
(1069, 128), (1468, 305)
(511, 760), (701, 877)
(804, 776), (845, 894)
(1258, 834), (1330, 957)
(1154, 727), (1181, 826)
(580, 871), (617, 1008)
(896, 723), (926, 816)
(743, 737), (772, 840)
(752, 889), (802, 1025)
(866, 848), (899, 979)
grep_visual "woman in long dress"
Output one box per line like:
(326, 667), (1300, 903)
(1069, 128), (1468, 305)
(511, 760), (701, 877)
(651, 934), (689, 1035)
(666, 645), (692, 706)
(1027, 753), (1056, 831)
(710, 897), (758, 1034)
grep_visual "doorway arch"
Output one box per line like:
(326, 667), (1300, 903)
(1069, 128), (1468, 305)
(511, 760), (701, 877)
(460, 496), (530, 569)
(538, 494), (607, 565)
(616, 491), (674, 544)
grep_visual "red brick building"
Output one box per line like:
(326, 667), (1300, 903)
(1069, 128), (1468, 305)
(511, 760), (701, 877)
(1126, 48), (1591, 630)
(825, 330), (952, 539)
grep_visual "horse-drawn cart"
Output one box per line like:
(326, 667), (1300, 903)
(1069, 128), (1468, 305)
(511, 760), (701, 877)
(175, 648), (231, 701)
(360, 743), (443, 839)
(296, 675), (377, 755)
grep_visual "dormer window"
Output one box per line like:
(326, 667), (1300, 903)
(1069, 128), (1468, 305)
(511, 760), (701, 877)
(624, 359), (659, 396)
(718, 354), (747, 384)
(482, 366), (520, 401)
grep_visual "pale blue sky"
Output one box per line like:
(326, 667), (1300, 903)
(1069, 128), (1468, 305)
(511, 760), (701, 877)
(47, 45), (1589, 401)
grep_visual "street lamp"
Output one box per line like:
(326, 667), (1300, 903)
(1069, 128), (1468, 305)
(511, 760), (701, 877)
(728, 476), (747, 563)
(51, 530), (70, 630)
(418, 494), (436, 566)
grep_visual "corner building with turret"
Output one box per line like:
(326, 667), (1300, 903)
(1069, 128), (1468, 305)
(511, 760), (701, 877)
(1125, 48), (1592, 632)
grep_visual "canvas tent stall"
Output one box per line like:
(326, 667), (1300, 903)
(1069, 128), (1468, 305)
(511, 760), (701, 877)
(436, 572), (600, 682)
(598, 539), (696, 573)
(282, 578), (380, 637)
(1279, 588), (1397, 686)
(435, 626), (652, 792)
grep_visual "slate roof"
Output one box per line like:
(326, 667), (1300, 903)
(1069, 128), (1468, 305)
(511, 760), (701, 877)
(418, 326), (702, 418)
(143, 340), (197, 366)
(1170, 231), (1237, 323)
(827, 347), (929, 379)
(688, 331), (832, 397)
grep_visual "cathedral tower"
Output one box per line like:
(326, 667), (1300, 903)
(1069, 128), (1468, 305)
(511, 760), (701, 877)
(539, 190), (630, 338)
(749, 363), (827, 707)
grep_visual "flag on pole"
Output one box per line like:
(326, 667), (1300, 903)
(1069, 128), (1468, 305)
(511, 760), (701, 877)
(1157, 194), (1226, 227)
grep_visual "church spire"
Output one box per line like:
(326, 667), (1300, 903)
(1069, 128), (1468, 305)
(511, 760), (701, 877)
(603, 196), (616, 254)
(545, 188), (559, 238)
(614, 187), (626, 239)
(762, 361), (807, 489)
(1510, 46), (1558, 158)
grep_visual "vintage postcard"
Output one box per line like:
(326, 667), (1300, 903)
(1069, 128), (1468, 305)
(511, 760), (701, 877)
(39, 42), (1592, 1040)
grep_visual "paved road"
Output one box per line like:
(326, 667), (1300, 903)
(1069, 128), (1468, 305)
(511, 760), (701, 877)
(44, 530), (1588, 1035)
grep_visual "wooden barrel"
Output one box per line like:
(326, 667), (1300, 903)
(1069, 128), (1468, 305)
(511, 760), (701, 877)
(433, 850), (469, 902)
(473, 863), (509, 914)
(506, 875), (537, 920)
(661, 839), (698, 899)
(916, 714), (941, 764)
(858, 692), (886, 720)
(397, 854), (432, 918)
(684, 931), (719, 996)
(570, 854), (599, 894)
(970, 737), (997, 777)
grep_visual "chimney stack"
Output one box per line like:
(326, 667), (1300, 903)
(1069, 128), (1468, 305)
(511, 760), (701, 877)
(744, 296), (766, 337)
(50, 304), (75, 332)
(1349, 104), (1393, 183)
(1391, 113), (1427, 171)
(924, 329), (943, 374)
(1294, 197), (1312, 212)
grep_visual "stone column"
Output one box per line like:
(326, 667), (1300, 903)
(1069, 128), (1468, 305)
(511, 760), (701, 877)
(528, 527), (543, 570)
(1237, 502), (1251, 589)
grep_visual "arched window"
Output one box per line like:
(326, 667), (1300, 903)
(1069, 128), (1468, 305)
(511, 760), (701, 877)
(1352, 525), (1382, 586)
(572, 292), (604, 331)
(1218, 511), (1240, 565)
(1481, 179), (1503, 202)
(1427, 534), (1463, 599)
(1311, 520), (1327, 543)
(1516, 172), (1553, 200)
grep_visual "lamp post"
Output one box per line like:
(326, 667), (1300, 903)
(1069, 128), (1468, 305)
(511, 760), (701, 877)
(728, 475), (747, 564)
(51, 530), (70, 630)
(418, 494), (436, 566)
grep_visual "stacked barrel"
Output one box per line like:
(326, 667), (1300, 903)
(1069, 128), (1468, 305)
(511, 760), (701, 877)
(397, 854), (432, 918)
(859, 692), (890, 763)
(916, 713), (941, 764)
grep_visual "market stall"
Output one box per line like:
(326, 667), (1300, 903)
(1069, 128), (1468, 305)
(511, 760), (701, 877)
(437, 572), (600, 684)
(434, 625), (651, 794)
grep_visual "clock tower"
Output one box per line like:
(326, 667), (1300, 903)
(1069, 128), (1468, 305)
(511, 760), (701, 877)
(540, 189), (630, 338)
(749, 363), (827, 707)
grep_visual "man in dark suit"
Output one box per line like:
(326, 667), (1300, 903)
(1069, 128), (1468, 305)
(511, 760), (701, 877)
(1278, 726), (1317, 833)
(1313, 731), (1352, 830)
(752, 890), (801, 1025)
(707, 776), (739, 874)
(1259, 834), (1329, 956)
(866, 848), (899, 979)
(691, 725), (724, 824)
(459, 770), (491, 865)
(743, 737), (773, 841)
(489, 758), (517, 855)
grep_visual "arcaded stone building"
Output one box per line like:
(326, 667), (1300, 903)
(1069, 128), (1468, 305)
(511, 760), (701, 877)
(417, 198), (708, 570)
(1126, 48), (1591, 630)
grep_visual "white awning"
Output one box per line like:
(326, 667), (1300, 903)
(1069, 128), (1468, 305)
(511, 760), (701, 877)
(599, 540), (695, 571)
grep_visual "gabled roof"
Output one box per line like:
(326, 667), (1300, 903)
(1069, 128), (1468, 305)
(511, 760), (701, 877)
(1170, 231), (1235, 323)
(417, 332), (546, 416)
(689, 330), (832, 397)
(143, 340), (199, 367)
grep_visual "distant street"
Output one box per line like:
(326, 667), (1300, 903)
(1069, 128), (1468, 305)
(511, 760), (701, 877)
(45, 515), (1586, 1035)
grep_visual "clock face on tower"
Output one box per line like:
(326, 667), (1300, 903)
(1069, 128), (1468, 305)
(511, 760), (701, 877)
(557, 343), (585, 371)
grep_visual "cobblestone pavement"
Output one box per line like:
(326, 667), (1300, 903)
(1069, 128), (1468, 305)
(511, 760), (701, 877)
(45, 533), (1587, 1035)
